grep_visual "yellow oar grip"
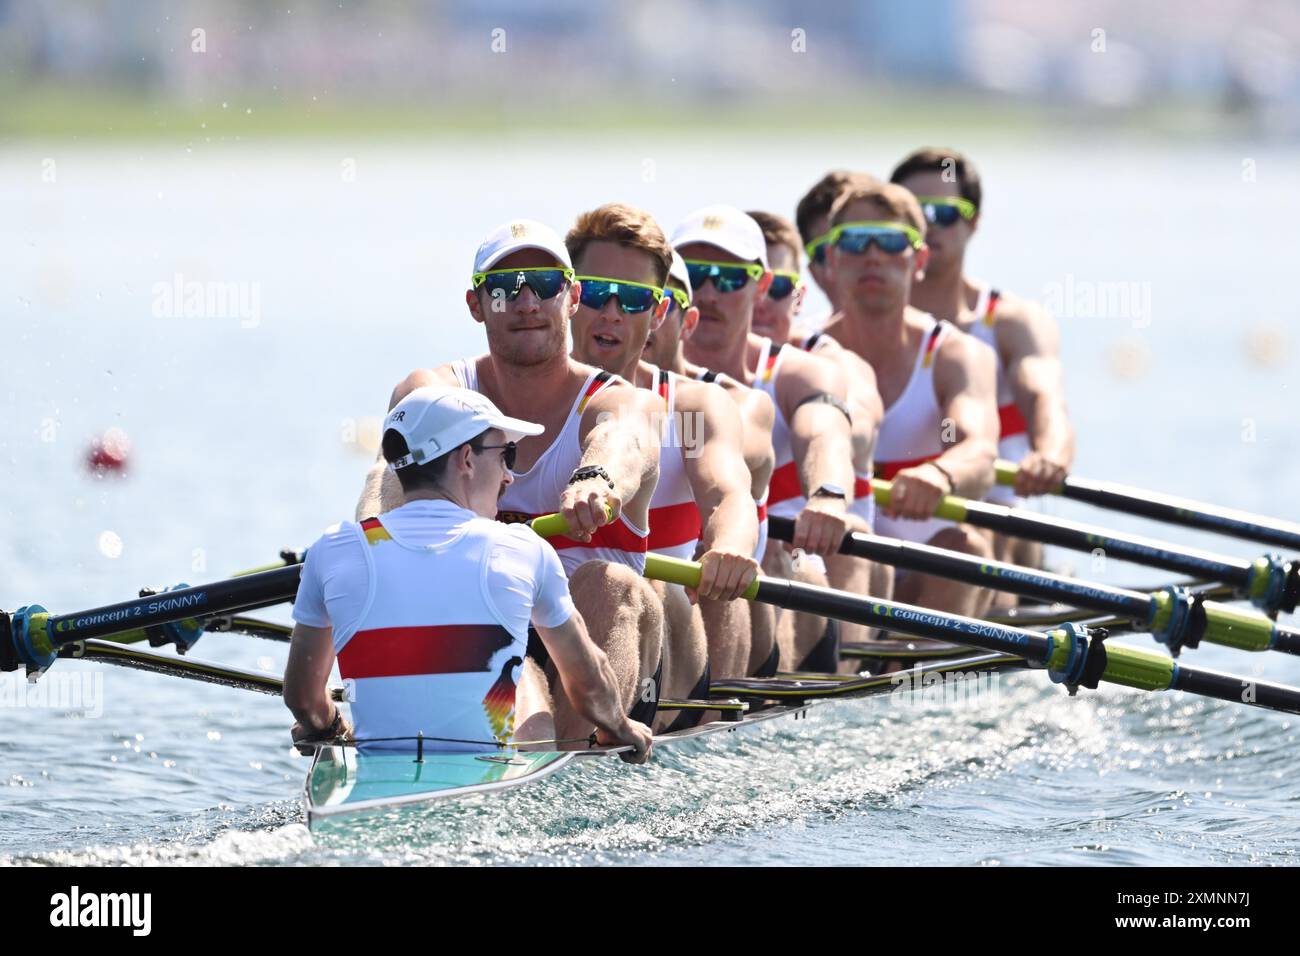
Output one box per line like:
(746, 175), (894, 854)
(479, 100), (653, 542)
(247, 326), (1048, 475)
(994, 458), (1018, 487)
(529, 512), (761, 601)
(870, 478), (969, 523)
(645, 555), (762, 601)
(528, 512), (574, 539)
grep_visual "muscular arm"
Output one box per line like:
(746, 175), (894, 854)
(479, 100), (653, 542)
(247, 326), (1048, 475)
(533, 611), (636, 744)
(573, 383), (662, 529)
(998, 299), (1075, 471)
(679, 382), (757, 557)
(284, 623), (338, 734)
(729, 383), (776, 499)
(354, 364), (462, 520)
(932, 332), (999, 499)
(779, 351), (856, 498)
(824, 345), (883, 473)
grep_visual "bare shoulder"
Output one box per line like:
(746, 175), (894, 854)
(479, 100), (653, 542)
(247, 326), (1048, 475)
(725, 380), (775, 430)
(587, 373), (660, 417)
(935, 323), (997, 384)
(780, 344), (847, 395)
(826, 342), (877, 387)
(390, 364), (461, 409)
(672, 375), (731, 416)
(993, 289), (1058, 344)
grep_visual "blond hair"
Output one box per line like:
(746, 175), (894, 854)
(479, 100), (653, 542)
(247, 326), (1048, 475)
(565, 203), (673, 284)
(829, 180), (926, 236)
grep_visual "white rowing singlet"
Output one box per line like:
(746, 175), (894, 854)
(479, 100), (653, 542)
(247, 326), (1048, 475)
(874, 319), (955, 543)
(644, 364), (702, 560)
(451, 358), (649, 576)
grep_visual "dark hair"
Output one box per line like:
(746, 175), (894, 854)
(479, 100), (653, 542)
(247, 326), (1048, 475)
(382, 429), (480, 493)
(795, 170), (878, 243)
(747, 210), (803, 267)
(889, 147), (982, 211)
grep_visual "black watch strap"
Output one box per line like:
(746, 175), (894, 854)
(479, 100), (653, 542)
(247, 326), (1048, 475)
(794, 392), (853, 425)
(568, 465), (615, 489)
(810, 482), (847, 500)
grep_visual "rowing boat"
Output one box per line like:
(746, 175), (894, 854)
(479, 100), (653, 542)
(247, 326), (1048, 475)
(8, 490), (1300, 836)
(303, 648), (1027, 826)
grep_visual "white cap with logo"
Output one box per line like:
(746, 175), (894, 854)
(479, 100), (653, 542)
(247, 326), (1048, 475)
(472, 219), (573, 274)
(667, 250), (692, 297)
(670, 204), (769, 270)
(384, 385), (544, 470)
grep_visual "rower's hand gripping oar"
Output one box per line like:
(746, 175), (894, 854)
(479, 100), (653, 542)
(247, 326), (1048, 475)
(629, 551), (1300, 718)
(871, 478), (1300, 617)
(996, 458), (1300, 554)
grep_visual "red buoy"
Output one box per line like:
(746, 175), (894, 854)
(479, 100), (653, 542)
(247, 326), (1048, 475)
(86, 427), (132, 474)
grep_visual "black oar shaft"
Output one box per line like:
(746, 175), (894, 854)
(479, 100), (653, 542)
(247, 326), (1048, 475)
(768, 517), (1300, 656)
(44, 566), (301, 645)
(646, 555), (1300, 716)
(959, 497), (1255, 586)
(999, 461), (1300, 552)
(767, 515), (1151, 620)
(68, 639), (346, 701)
(1171, 665), (1300, 713)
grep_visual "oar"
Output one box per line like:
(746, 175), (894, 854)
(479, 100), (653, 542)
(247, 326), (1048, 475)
(66, 637), (345, 699)
(870, 480), (1300, 616)
(997, 459), (1300, 552)
(633, 551), (1300, 717)
(981, 585), (1238, 634)
(767, 516), (1300, 657)
(0, 564), (305, 676)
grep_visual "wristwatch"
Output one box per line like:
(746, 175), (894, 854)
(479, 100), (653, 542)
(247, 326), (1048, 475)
(568, 465), (615, 489)
(810, 483), (848, 501)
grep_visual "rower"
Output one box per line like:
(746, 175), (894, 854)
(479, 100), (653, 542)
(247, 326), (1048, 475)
(356, 218), (666, 743)
(565, 202), (760, 728)
(286, 385), (653, 762)
(673, 204), (865, 673)
(644, 251), (782, 679)
(819, 179), (1000, 619)
(794, 170), (876, 326)
(891, 147), (1075, 572)
(749, 208), (892, 637)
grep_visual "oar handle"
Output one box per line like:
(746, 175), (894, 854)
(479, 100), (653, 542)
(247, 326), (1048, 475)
(529, 512), (580, 539)
(870, 478), (970, 523)
(644, 555), (762, 601)
(994, 458), (1021, 489)
(529, 512), (761, 600)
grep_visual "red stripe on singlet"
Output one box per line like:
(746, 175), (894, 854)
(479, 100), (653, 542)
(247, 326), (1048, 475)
(648, 500), (703, 550)
(767, 460), (802, 505)
(338, 624), (514, 679)
(875, 454), (942, 481)
(999, 402), (1028, 439)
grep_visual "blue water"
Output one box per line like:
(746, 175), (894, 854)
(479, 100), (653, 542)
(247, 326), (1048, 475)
(2, 136), (1299, 865)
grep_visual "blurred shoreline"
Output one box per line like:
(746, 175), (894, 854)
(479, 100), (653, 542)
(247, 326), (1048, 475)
(1, 82), (1286, 143)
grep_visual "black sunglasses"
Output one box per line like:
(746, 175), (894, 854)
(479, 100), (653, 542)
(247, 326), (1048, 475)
(473, 441), (517, 470)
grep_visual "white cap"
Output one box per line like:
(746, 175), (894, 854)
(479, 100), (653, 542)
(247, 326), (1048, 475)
(472, 219), (572, 274)
(670, 204), (769, 270)
(667, 250), (691, 297)
(384, 385), (543, 470)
